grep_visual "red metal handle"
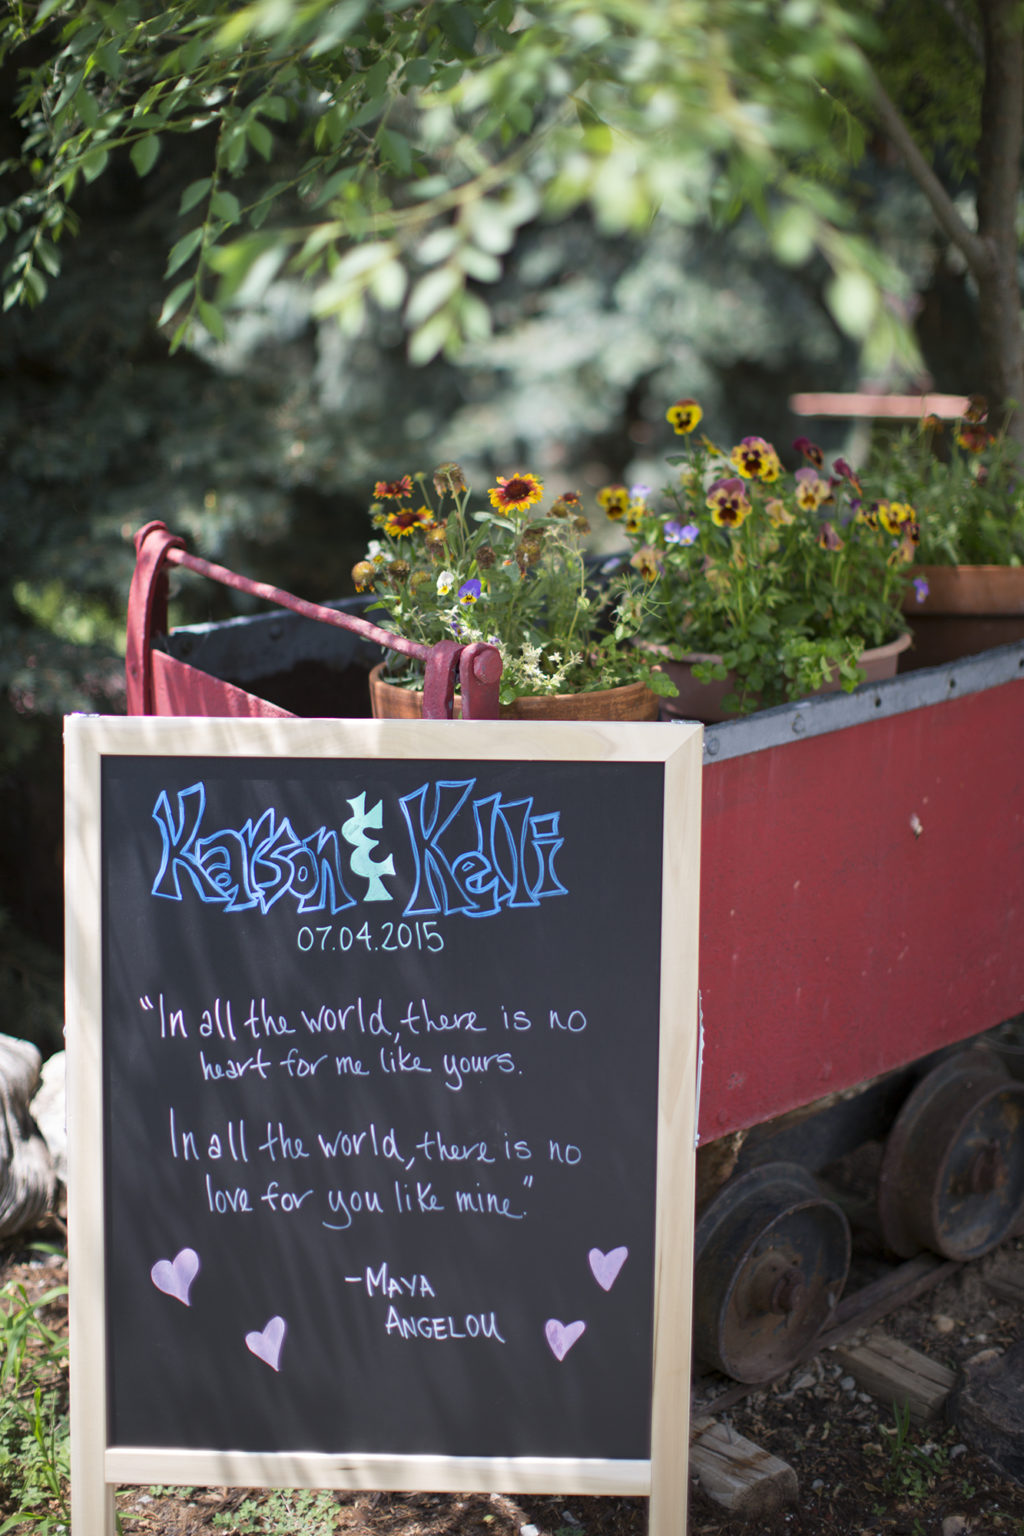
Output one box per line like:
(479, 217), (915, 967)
(126, 522), (502, 720)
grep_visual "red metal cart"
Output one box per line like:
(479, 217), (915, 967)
(128, 519), (1024, 1380)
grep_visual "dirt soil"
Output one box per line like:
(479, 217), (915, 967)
(4, 1217), (1024, 1536)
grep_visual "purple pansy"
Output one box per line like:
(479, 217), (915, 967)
(912, 576), (930, 604)
(665, 521), (699, 545)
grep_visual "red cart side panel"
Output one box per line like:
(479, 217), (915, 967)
(697, 677), (1024, 1143)
(150, 651), (295, 719)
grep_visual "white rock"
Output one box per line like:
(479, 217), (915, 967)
(32, 1049), (66, 1185)
(932, 1313), (956, 1334)
(941, 1516), (971, 1536)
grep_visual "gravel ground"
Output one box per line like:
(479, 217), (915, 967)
(3, 1220), (1023, 1535)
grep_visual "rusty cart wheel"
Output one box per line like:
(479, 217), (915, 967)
(693, 1161), (851, 1383)
(878, 1048), (1024, 1260)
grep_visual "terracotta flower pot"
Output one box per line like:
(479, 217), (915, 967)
(901, 564), (1024, 671)
(367, 664), (660, 722)
(654, 632), (912, 724)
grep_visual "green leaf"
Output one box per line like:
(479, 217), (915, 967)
(826, 267), (877, 338)
(405, 263), (461, 326)
(74, 88), (100, 129)
(378, 127), (412, 174)
(438, 2), (476, 56)
(165, 226), (204, 276)
(179, 178), (212, 214)
(198, 298), (226, 341)
(129, 134), (161, 177)
(158, 277), (194, 325)
(80, 146), (109, 183)
(210, 188), (241, 223)
(246, 118), (274, 159)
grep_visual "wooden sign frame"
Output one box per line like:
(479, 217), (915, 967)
(65, 714), (702, 1536)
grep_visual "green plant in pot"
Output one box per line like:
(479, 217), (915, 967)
(863, 398), (1024, 668)
(352, 466), (675, 719)
(609, 400), (916, 719)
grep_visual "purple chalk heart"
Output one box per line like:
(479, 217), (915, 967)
(588, 1245), (628, 1292)
(150, 1248), (200, 1307)
(545, 1318), (586, 1361)
(246, 1315), (286, 1372)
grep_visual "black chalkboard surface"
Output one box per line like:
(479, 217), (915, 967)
(102, 753), (662, 1457)
(67, 715), (700, 1533)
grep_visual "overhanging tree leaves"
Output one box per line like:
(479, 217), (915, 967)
(1, 0), (911, 365)
(2, 0), (1022, 425)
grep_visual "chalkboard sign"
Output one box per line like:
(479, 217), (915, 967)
(65, 715), (701, 1536)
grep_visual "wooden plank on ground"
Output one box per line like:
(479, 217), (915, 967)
(832, 1332), (955, 1424)
(689, 1415), (798, 1518)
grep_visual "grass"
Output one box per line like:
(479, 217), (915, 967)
(0, 1250), (70, 1535)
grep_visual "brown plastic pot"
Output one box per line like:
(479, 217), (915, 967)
(901, 564), (1024, 670)
(654, 632), (912, 724)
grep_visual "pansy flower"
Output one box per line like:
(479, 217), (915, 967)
(597, 483), (631, 520)
(793, 436), (824, 470)
(437, 570), (456, 596)
(817, 521), (844, 552)
(765, 498), (795, 528)
(630, 545), (661, 581)
(730, 436), (782, 482)
(666, 398), (703, 434)
(665, 520), (699, 545)
(795, 467), (830, 511)
(832, 458), (861, 494)
(458, 578), (482, 605)
(374, 475), (414, 500)
(706, 476), (751, 528)
(877, 500), (916, 537)
(488, 472), (543, 513)
(912, 576), (931, 604)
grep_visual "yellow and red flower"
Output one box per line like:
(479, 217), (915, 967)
(706, 476), (751, 528)
(384, 505), (435, 538)
(488, 472), (544, 513)
(666, 398), (703, 435)
(374, 475), (414, 500)
(956, 421), (993, 454)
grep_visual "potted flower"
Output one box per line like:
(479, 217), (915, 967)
(863, 398), (1024, 668)
(607, 400), (915, 720)
(351, 465), (675, 720)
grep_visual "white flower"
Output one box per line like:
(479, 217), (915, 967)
(437, 569), (456, 596)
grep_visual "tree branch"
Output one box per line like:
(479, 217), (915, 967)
(866, 64), (990, 278)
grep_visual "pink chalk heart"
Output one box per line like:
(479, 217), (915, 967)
(588, 1245), (628, 1292)
(545, 1318), (586, 1361)
(150, 1248), (200, 1307)
(246, 1315), (286, 1372)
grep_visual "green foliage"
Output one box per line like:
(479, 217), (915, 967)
(866, 406), (1024, 566)
(0, 0), (909, 365)
(612, 406), (914, 711)
(877, 1399), (949, 1503)
(0, 1267), (70, 1535)
(872, 0), (984, 183)
(357, 469), (671, 701)
(211, 1488), (341, 1533)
